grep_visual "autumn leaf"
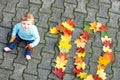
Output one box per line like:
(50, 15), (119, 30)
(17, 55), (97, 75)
(62, 22), (74, 31)
(63, 29), (72, 36)
(55, 56), (68, 71)
(103, 46), (112, 52)
(84, 23), (93, 34)
(89, 22), (97, 32)
(97, 69), (107, 80)
(97, 56), (111, 69)
(74, 56), (85, 64)
(50, 27), (59, 34)
(59, 52), (69, 59)
(99, 25), (108, 32)
(101, 36), (112, 42)
(77, 72), (87, 79)
(101, 31), (110, 37)
(53, 68), (65, 79)
(103, 40), (112, 48)
(84, 75), (94, 80)
(73, 68), (83, 74)
(76, 52), (86, 57)
(75, 62), (86, 70)
(93, 74), (102, 80)
(96, 22), (102, 31)
(76, 47), (85, 53)
(61, 35), (71, 42)
(59, 41), (72, 52)
(82, 30), (90, 40)
(66, 19), (75, 26)
(104, 52), (114, 61)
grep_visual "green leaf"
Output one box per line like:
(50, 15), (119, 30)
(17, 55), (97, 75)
(101, 31), (110, 37)
(84, 23), (93, 34)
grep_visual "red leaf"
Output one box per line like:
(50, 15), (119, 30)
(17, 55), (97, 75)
(76, 47), (85, 53)
(103, 40), (112, 48)
(66, 19), (75, 26)
(82, 30), (90, 40)
(53, 68), (65, 79)
(73, 68), (83, 74)
(59, 52), (69, 59)
(63, 29), (72, 36)
(93, 74), (103, 80)
(99, 25), (108, 32)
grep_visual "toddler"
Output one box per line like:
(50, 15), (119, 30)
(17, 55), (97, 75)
(4, 13), (40, 60)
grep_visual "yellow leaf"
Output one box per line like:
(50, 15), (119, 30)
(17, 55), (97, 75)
(97, 69), (107, 80)
(62, 22), (74, 31)
(96, 22), (102, 31)
(55, 56), (68, 71)
(101, 36), (112, 42)
(84, 75), (94, 80)
(77, 72), (87, 79)
(76, 52), (86, 57)
(61, 35), (71, 42)
(89, 22), (97, 32)
(103, 46), (112, 52)
(75, 62), (86, 70)
(50, 27), (59, 34)
(59, 41), (72, 52)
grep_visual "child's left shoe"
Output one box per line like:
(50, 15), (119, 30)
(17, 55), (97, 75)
(26, 55), (31, 60)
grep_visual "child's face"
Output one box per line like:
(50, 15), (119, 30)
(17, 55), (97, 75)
(21, 20), (32, 30)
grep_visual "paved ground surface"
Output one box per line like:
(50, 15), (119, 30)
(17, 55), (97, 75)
(0, 0), (120, 80)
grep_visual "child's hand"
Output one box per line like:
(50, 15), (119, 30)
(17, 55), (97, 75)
(25, 43), (34, 50)
(9, 36), (16, 43)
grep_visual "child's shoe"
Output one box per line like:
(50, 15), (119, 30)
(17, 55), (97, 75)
(4, 47), (12, 52)
(26, 55), (31, 60)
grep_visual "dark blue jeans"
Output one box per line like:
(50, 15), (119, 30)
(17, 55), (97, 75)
(8, 35), (34, 55)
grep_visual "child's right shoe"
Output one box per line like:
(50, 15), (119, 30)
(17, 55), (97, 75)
(4, 47), (12, 52)
(26, 55), (31, 60)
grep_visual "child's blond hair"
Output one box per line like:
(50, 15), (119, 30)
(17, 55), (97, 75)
(20, 13), (34, 24)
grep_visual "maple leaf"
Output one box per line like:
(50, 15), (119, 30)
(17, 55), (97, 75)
(96, 69), (107, 80)
(84, 23), (93, 34)
(101, 36), (112, 42)
(59, 52), (69, 59)
(77, 72), (87, 79)
(103, 46), (112, 52)
(53, 68), (65, 79)
(74, 56), (85, 64)
(101, 31), (110, 37)
(89, 22), (98, 32)
(93, 74), (102, 80)
(84, 75), (94, 80)
(97, 56), (110, 69)
(76, 47), (85, 53)
(73, 68), (83, 74)
(76, 52), (86, 57)
(56, 22), (66, 33)
(96, 22), (102, 31)
(104, 52), (114, 61)
(50, 27), (59, 34)
(66, 19), (75, 26)
(75, 62), (86, 70)
(103, 40), (112, 48)
(61, 34), (71, 42)
(99, 25), (108, 32)
(62, 22), (74, 31)
(82, 30), (90, 40)
(74, 38), (86, 48)
(63, 29), (72, 36)
(59, 41), (72, 52)
(55, 56), (68, 71)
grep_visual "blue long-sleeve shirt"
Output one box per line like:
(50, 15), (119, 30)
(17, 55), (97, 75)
(12, 23), (40, 47)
